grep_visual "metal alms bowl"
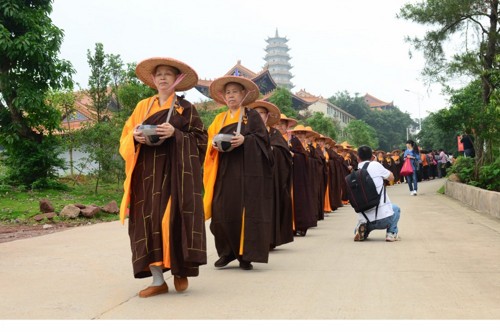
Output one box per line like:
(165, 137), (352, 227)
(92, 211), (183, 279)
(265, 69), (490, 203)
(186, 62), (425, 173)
(138, 124), (162, 145)
(213, 133), (235, 152)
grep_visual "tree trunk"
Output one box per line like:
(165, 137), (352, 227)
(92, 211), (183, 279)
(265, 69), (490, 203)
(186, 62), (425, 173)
(476, 0), (498, 178)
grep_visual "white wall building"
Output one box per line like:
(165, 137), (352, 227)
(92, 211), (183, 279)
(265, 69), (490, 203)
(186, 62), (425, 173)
(295, 89), (355, 128)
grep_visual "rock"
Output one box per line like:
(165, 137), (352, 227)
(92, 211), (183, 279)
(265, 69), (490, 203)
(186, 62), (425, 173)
(33, 212), (57, 222)
(39, 199), (55, 213)
(102, 201), (119, 214)
(448, 173), (461, 182)
(74, 203), (87, 209)
(81, 205), (101, 218)
(60, 204), (81, 219)
(42, 224), (54, 229)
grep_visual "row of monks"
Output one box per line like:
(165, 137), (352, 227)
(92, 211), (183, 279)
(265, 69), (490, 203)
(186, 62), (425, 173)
(252, 100), (407, 248)
(251, 100), (358, 247)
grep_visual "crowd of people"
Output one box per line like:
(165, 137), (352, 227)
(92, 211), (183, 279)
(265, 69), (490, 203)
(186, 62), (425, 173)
(118, 56), (458, 298)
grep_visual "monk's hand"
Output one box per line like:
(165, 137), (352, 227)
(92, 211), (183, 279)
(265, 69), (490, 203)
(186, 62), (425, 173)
(133, 125), (146, 144)
(231, 132), (245, 148)
(157, 123), (175, 139)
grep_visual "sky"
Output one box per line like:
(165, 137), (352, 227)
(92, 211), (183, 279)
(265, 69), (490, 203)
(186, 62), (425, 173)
(50, 0), (455, 122)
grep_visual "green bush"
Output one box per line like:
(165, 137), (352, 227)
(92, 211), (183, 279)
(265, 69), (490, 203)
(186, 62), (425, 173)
(478, 157), (500, 192)
(448, 156), (475, 183)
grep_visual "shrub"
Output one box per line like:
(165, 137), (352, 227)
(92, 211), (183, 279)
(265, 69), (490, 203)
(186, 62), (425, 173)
(478, 157), (500, 192)
(448, 156), (475, 183)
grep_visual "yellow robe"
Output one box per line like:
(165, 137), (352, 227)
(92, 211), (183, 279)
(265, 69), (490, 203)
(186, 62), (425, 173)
(203, 109), (242, 221)
(118, 94), (175, 224)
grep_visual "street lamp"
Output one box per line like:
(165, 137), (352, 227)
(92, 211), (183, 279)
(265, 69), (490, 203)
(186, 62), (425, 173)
(404, 89), (422, 131)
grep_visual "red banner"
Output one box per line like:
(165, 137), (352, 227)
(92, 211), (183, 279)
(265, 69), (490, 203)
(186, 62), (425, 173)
(457, 136), (464, 152)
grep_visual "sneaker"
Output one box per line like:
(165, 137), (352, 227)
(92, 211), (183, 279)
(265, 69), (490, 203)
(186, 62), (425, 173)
(386, 233), (399, 242)
(354, 223), (367, 241)
(413, 190), (417, 195)
(410, 191), (415, 196)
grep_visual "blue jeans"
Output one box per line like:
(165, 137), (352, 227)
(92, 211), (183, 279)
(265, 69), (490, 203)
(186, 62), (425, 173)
(366, 204), (400, 235)
(406, 170), (418, 192)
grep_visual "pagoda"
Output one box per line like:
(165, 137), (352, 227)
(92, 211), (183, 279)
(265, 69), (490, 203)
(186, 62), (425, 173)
(263, 29), (294, 90)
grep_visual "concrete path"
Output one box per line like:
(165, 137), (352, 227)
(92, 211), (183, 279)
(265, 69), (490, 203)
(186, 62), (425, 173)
(1, 178), (500, 320)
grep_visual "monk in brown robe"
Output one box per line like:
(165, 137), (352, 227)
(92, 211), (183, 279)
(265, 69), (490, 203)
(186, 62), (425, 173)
(316, 136), (333, 213)
(310, 134), (327, 220)
(119, 57), (207, 298)
(250, 100), (294, 249)
(289, 125), (318, 236)
(203, 76), (273, 271)
(336, 145), (352, 204)
(327, 143), (344, 210)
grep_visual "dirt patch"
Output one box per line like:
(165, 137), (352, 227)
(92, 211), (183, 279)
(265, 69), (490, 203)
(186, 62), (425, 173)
(0, 223), (76, 244)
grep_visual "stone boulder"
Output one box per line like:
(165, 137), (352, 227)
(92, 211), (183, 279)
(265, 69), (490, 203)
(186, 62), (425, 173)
(33, 212), (57, 222)
(60, 204), (81, 219)
(102, 200), (119, 214)
(448, 173), (461, 183)
(81, 205), (101, 218)
(39, 199), (55, 213)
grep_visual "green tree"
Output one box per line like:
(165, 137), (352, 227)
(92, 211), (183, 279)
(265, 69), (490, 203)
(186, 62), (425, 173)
(328, 90), (414, 150)
(345, 120), (379, 149)
(87, 43), (111, 122)
(198, 106), (226, 129)
(78, 43), (121, 193)
(364, 108), (415, 151)
(304, 112), (340, 140)
(117, 62), (155, 118)
(0, 0), (74, 187)
(398, 0), (499, 169)
(108, 54), (124, 111)
(418, 112), (459, 155)
(328, 91), (370, 120)
(47, 89), (77, 177)
(268, 87), (298, 119)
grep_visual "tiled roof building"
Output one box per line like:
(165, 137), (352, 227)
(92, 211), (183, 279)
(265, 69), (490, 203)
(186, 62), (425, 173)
(296, 89), (355, 128)
(364, 93), (394, 111)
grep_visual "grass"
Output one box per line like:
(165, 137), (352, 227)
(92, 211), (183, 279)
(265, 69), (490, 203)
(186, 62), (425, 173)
(0, 176), (123, 225)
(437, 185), (445, 194)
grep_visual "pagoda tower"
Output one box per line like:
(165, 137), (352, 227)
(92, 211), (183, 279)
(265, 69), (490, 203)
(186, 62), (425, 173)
(264, 29), (294, 90)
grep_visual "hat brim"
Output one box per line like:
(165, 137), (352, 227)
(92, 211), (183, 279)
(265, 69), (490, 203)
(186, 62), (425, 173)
(279, 115), (298, 128)
(209, 76), (260, 106)
(248, 100), (281, 127)
(135, 57), (198, 91)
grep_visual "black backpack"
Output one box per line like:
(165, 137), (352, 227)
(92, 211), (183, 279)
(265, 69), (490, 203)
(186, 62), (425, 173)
(345, 162), (386, 222)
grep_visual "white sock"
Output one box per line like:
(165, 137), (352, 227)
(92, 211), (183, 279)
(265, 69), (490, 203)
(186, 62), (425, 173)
(149, 265), (165, 286)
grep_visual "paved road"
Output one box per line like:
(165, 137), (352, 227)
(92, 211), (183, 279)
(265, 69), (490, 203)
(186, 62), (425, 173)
(1, 178), (500, 320)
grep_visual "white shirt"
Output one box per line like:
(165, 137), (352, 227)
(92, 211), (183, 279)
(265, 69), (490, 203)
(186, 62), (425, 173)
(356, 161), (394, 223)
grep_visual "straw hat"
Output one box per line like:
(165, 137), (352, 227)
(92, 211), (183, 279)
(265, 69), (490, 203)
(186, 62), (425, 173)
(315, 134), (331, 143)
(391, 149), (402, 156)
(335, 144), (345, 152)
(209, 75), (259, 106)
(304, 126), (320, 139)
(317, 135), (336, 147)
(279, 114), (298, 128)
(248, 100), (281, 127)
(290, 124), (319, 138)
(341, 141), (353, 150)
(135, 57), (198, 91)
(326, 137), (337, 146)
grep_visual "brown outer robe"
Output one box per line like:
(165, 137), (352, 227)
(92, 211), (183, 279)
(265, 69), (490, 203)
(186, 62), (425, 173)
(207, 108), (274, 264)
(126, 96), (207, 278)
(289, 136), (317, 232)
(269, 127), (294, 248)
(325, 147), (342, 210)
